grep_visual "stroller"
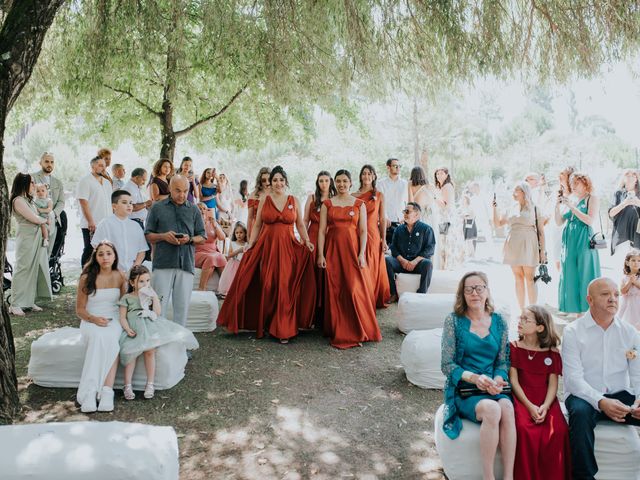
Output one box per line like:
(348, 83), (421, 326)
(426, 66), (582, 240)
(49, 211), (67, 294)
(2, 256), (11, 298)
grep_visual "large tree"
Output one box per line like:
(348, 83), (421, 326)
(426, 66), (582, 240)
(0, 0), (66, 424)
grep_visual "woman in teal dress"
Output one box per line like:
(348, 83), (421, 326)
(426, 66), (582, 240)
(556, 172), (601, 314)
(441, 271), (515, 480)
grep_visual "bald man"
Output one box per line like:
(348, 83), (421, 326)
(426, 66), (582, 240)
(563, 277), (640, 479)
(145, 175), (206, 331)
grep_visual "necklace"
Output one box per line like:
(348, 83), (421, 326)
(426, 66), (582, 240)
(527, 351), (538, 361)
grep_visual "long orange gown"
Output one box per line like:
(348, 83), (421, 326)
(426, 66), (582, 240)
(217, 195), (316, 340)
(307, 200), (324, 321)
(356, 191), (391, 308)
(323, 199), (381, 349)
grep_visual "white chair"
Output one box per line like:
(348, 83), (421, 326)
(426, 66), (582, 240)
(396, 293), (454, 333)
(167, 290), (218, 332)
(400, 328), (446, 389)
(0, 421), (179, 480)
(28, 327), (188, 391)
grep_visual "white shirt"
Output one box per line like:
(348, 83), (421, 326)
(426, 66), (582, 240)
(76, 173), (112, 228)
(113, 178), (126, 190)
(563, 311), (640, 410)
(123, 179), (148, 223)
(378, 176), (408, 223)
(91, 214), (149, 272)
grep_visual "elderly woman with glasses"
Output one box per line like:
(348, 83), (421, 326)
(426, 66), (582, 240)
(441, 271), (515, 480)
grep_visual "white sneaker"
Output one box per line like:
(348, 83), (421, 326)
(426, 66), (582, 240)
(97, 386), (114, 412)
(80, 392), (97, 413)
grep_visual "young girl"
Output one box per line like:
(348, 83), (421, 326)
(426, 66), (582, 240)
(619, 249), (640, 330)
(509, 305), (571, 480)
(118, 265), (199, 400)
(217, 222), (247, 298)
(34, 183), (52, 247)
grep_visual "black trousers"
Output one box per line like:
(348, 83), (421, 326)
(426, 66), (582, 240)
(385, 256), (433, 296)
(81, 228), (93, 267)
(566, 390), (640, 479)
(385, 222), (400, 246)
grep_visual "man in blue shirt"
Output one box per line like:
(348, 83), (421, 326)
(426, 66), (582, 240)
(385, 202), (436, 302)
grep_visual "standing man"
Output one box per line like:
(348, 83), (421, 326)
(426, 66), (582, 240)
(77, 156), (112, 266)
(97, 148), (113, 185)
(111, 163), (126, 190)
(31, 152), (65, 256)
(145, 175), (206, 330)
(123, 167), (152, 229)
(377, 157), (408, 246)
(563, 277), (640, 479)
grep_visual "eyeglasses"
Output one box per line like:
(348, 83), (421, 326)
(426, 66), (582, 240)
(463, 285), (487, 295)
(402, 209), (416, 215)
(518, 315), (537, 325)
(390, 164), (401, 169)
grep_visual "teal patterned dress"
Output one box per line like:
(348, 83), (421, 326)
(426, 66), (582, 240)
(558, 197), (601, 313)
(441, 312), (511, 439)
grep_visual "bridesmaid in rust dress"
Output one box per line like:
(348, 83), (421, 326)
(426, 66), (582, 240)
(355, 164), (391, 308)
(304, 171), (337, 324)
(218, 166), (316, 343)
(247, 166), (270, 237)
(317, 169), (381, 349)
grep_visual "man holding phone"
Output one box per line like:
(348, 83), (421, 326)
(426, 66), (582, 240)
(145, 175), (206, 331)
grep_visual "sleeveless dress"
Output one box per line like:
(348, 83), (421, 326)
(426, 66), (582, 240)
(503, 206), (539, 267)
(511, 343), (571, 480)
(412, 185), (441, 268)
(201, 184), (217, 210)
(356, 191), (390, 308)
(558, 197), (601, 313)
(195, 222), (227, 270)
(217, 195), (316, 340)
(323, 199), (381, 349)
(151, 177), (169, 197)
(117, 294), (198, 366)
(77, 288), (122, 408)
(217, 241), (245, 296)
(619, 275), (640, 330)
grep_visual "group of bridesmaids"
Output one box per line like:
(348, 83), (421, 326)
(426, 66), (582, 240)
(217, 165), (390, 348)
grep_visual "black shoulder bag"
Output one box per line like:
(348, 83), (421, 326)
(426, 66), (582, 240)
(533, 206), (551, 284)
(586, 195), (607, 249)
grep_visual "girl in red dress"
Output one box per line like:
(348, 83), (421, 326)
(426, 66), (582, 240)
(317, 169), (381, 349)
(355, 165), (391, 308)
(217, 166), (316, 343)
(509, 305), (571, 480)
(247, 166), (270, 237)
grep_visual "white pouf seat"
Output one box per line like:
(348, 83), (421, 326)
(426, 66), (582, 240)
(395, 273), (421, 298)
(400, 328), (446, 389)
(428, 270), (460, 294)
(192, 268), (220, 292)
(0, 421), (178, 480)
(28, 327), (188, 391)
(167, 290), (218, 332)
(396, 292), (454, 333)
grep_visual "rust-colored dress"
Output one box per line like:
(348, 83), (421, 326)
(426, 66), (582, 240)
(247, 197), (259, 235)
(356, 191), (391, 308)
(218, 195), (316, 340)
(307, 199), (324, 321)
(323, 199), (381, 349)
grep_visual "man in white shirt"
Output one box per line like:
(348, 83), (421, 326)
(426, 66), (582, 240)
(111, 163), (126, 190)
(31, 152), (65, 256)
(91, 190), (149, 272)
(377, 158), (408, 245)
(77, 156), (113, 266)
(563, 277), (640, 479)
(123, 167), (152, 228)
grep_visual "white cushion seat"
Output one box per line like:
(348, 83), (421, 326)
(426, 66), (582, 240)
(28, 327), (187, 391)
(0, 421), (179, 480)
(167, 290), (218, 332)
(395, 273), (421, 298)
(396, 292), (454, 333)
(400, 328), (446, 389)
(427, 270), (460, 294)
(192, 268), (220, 292)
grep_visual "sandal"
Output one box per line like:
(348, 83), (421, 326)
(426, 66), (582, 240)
(123, 384), (135, 401)
(143, 383), (155, 400)
(8, 306), (25, 316)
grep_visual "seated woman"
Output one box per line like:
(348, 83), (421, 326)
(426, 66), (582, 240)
(194, 202), (227, 290)
(440, 271), (515, 480)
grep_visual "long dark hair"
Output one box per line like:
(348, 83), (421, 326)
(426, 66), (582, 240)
(269, 165), (289, 186)
(81, 241), (119, 296)
(179, 156), (192, 172)
(10, 173), (33, 209)
(358, 164), (378, 194)
(434, 166), (454, 189)
(127, 264), (151, 293)
(231, 222), (248, 242)
(239, 180), (249, 202)
(200, 168), (212, 186)
(253, 167), (271, 193)
(520, 305), (560, 349)
(314, 170), (337, 209)
(410, 166), (427, 186)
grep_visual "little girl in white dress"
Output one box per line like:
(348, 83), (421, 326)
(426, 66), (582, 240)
(619, 249), (640, 330)
(217, 222), (247, 297)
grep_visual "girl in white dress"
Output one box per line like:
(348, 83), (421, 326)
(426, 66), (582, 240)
(620, 249), (640, 330)
(217, 223), (248, 297)
(76, 241), (127, 413)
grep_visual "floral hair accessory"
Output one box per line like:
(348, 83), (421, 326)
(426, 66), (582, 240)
(626, 348), (638, 360)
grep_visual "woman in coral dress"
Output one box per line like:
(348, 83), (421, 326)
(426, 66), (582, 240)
(317, 169), (381, 349)
(194, 202), (227, 290)
(218, 166), (316, 343)
(247, 167), (270, 237)
(355, 164), (390, 308)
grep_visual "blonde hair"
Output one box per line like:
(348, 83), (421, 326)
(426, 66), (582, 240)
(514, 181), (534, 211)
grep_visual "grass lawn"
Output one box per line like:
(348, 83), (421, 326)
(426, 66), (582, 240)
(12, 286), (445, 479)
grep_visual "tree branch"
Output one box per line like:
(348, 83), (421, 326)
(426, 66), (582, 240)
(174, 83), (248, 138)
(103, 84), (161, 117)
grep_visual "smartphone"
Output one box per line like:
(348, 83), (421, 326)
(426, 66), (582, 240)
(492, 193), (496, 204)
(175, 233), (185, 239)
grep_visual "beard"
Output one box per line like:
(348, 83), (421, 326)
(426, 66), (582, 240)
(42, 166), (53, 173)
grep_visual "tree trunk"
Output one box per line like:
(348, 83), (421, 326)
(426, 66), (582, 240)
(0, 0), (65, 424)
(159, 106), (176, 162)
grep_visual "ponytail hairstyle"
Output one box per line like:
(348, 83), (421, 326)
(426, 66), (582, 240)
(269, 165), (289, 186)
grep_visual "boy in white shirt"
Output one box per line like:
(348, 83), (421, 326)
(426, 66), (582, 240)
(91, 190), (149, 272)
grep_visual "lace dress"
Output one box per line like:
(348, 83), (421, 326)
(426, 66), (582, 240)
(620, 275), (640, 330)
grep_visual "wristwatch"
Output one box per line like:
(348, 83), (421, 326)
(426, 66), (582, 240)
(187, 237), (194, 245)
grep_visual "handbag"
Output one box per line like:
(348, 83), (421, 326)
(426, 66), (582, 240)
(533, 207), (551, 283)
(456, 384), (512, 398)
(438, 222), (451, 235)
(586, 195), (607, 250)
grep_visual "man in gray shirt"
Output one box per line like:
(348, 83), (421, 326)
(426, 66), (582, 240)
(145, 175), (206, 328)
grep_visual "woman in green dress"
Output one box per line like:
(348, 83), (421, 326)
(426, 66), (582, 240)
(8, 173), (51, 316)
(556, 172), (601, 314)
